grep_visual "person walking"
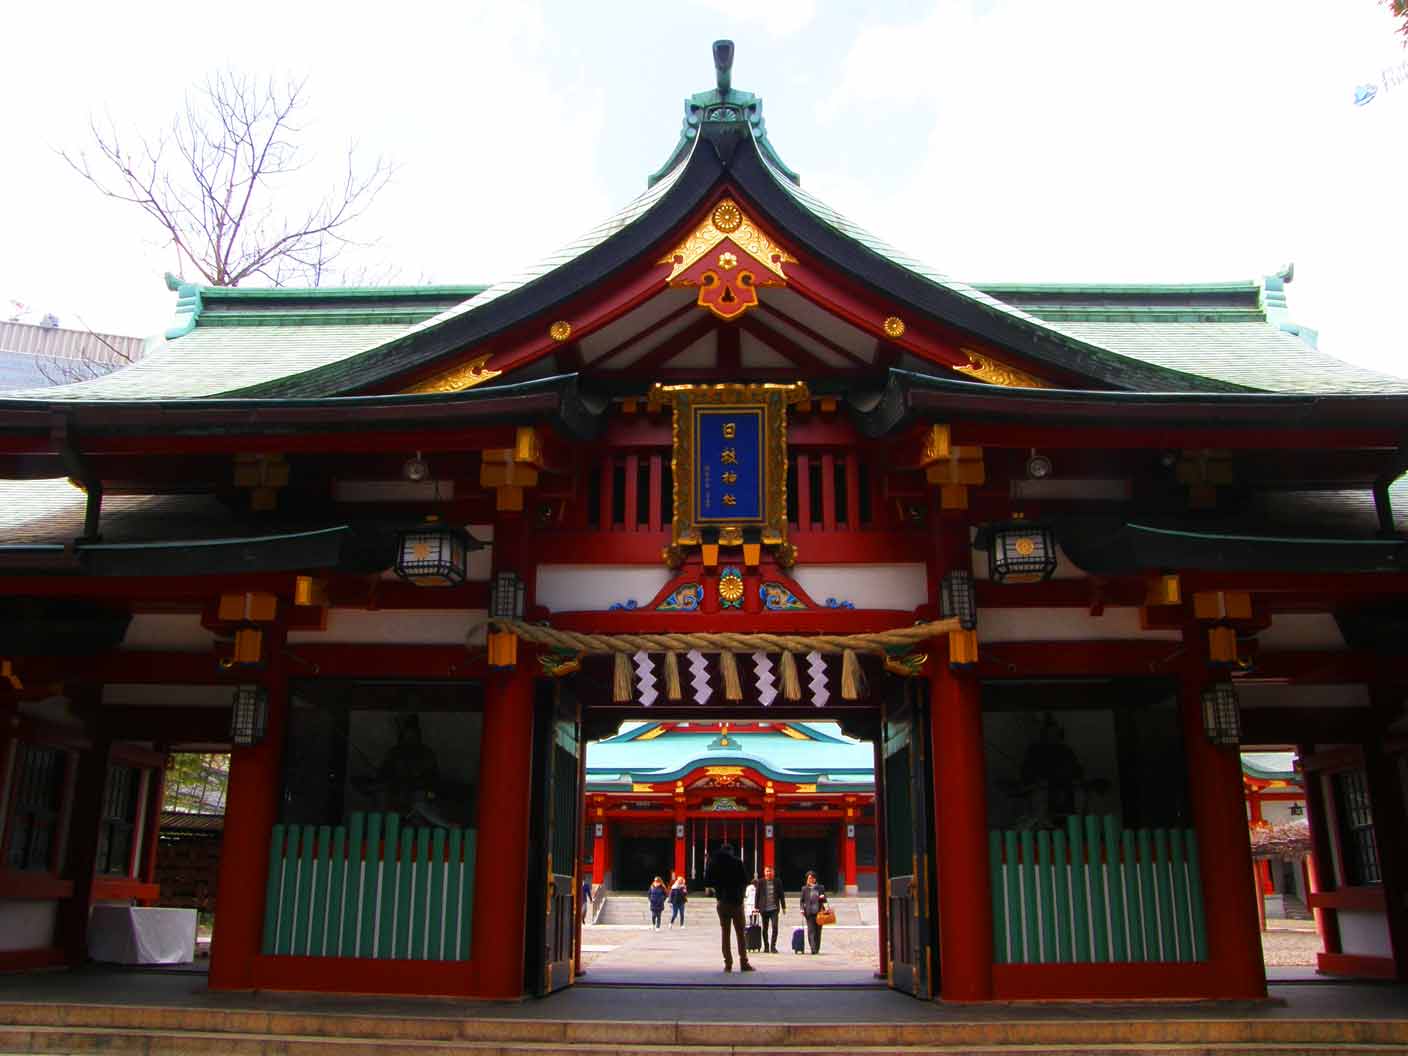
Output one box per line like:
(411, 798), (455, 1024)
(799, 870), (829, 955)
(755, 865), (786, 952)
(647, 876), (668, 929)
(703, 842), (754, 973)
(581, 876), (592, 925)
(668, 875), (688, 928)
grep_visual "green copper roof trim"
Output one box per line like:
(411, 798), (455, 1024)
(1243, 759), (1302, 783)
(975, 281), (1261, 296)
(199, 284), (488, 302)
(198, 309), (454, 328)
(648, 40), (799, 188)
(1011, 307), (1267, 324)
(163, 278), (203, 340)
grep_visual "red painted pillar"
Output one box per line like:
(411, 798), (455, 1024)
(843, 820), (859, 894)
(141, 755), (167, 889)
(930, 661), (994, 1001)
(763, 798), (776, 870)
(209, 657), (287, 991)
(470, 661), (537, 999)
(1179, 662), (1266, 999)
(673, 823), (687, 883)
(592, 819), (607, 887)
(56, 716), (110, 964)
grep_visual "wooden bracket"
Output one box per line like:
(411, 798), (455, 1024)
(481, 426), (546, 511)
(233, 453), (288, 511)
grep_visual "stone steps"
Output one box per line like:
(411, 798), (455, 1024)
(1, 1000), (1406, 1055)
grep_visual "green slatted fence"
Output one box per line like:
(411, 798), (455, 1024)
(989, 815), (1205, 965)
(261, 812), (476, 960)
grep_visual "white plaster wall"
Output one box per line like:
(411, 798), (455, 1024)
(535, 566), (673, 613)
(791, 564), (928, 611)
(1338, 909), (1394, 958)
(0, 900), (56, 951)
(1260, 800), (1305, 827)
(287, 609), (489, 646)
(121, 614), (216, 652)
(978, 607), (1181, 642)
(1236, 684), (1371, 710)
(1258, 614), (1347, 652)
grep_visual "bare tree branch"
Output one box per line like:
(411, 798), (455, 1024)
(59, 71), (394, 294)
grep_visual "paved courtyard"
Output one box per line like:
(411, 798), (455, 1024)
(580, 910), (1320, 985)
(581, 912), (883, 986)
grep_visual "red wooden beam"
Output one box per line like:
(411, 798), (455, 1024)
(976, 640), (1187, 677)
(755, 302), (869, 368)
(591, 301), (697, 369)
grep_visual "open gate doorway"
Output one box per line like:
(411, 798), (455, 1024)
(523, 673), (940, 997)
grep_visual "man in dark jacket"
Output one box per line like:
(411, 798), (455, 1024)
(703, 842), (754, 972)
(755, 865), (786, 953)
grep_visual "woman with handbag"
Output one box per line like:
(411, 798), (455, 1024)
(799, 870), (831, 955)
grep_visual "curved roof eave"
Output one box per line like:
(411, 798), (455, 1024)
(224, 124), (1267, 401)
(849, 368), (1408, 439)
(230, 138), (727, 399)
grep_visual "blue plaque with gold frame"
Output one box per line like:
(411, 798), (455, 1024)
(652, 382), (808, 555)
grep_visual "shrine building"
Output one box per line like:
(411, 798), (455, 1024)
(585, 720), (877, 894)
(0, 41), (1406, 1004)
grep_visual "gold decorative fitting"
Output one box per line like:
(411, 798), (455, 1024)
(660, 198), (797, 320)
(403, 353), (502, 395)
(953, 349), (1050, 389)
(712, 200), (743, 233)
(882, 315), (906, 338)
(548, 320), (573, 343)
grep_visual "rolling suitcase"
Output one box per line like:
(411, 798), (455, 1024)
(791, 926), (806, 954)
(746, 912), (762, 952)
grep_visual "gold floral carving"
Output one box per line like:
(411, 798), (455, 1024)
(882, 315), (907, 338)
(660, 198), (797, 283)
(548, 320), (573, 342)
(402, 353), (502, 395)
(954, 349), (1051, 389)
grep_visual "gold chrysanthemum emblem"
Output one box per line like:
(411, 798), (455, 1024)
(1014, 536), (1036, 557)
(712, 200), (743, 233)
(718, 251), (738, 270)
(548, 320), (572, 342)
(718, 568), (744, 603)
(882, 315), (906, 338)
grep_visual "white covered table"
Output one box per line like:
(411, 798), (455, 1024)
(87, 905), (197, 965)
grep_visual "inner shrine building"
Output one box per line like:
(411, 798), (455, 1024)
(1, 41), (1406, 1004)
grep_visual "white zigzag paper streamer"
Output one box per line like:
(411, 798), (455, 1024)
(753, 652), (776, 707)
(634, 650), (657, 707)
(807, 651), (829, 707)
(688, 649), (712, 705)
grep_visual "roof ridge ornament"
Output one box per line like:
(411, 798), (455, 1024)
(647, 41), (800, 188)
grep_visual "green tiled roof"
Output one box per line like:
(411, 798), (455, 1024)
(0, 285), (484, 402)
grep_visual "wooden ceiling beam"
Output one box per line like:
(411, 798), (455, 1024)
(755, 302), (870, 368)
(590, 301), (697, 369)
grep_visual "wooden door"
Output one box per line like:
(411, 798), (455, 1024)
(525, 680), (582, 995)
(882, 680), (937, 998)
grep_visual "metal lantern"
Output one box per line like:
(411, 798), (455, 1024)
(490, 570), (527, 620)
(940, 569), (977, 630)
(230, 685), (268, 747)
(988, 523), (1058, 584)
(1201, 682), (1241, 747)
(395, 523), (469, 587)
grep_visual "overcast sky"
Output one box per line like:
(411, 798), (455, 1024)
(3, 1), (1405, 379)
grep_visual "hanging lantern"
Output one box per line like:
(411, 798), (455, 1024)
(488, 570), (527, 669)
(988, 522), (1058, 584)
(395, 521), (470, 587)
(490, 571), (526, 620)
(230, 685), (268, 747)
(1201, 681), (1241, 747)
(940, 569), (977, 630)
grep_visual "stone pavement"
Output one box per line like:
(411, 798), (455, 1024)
(580, 914), (882, 986)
